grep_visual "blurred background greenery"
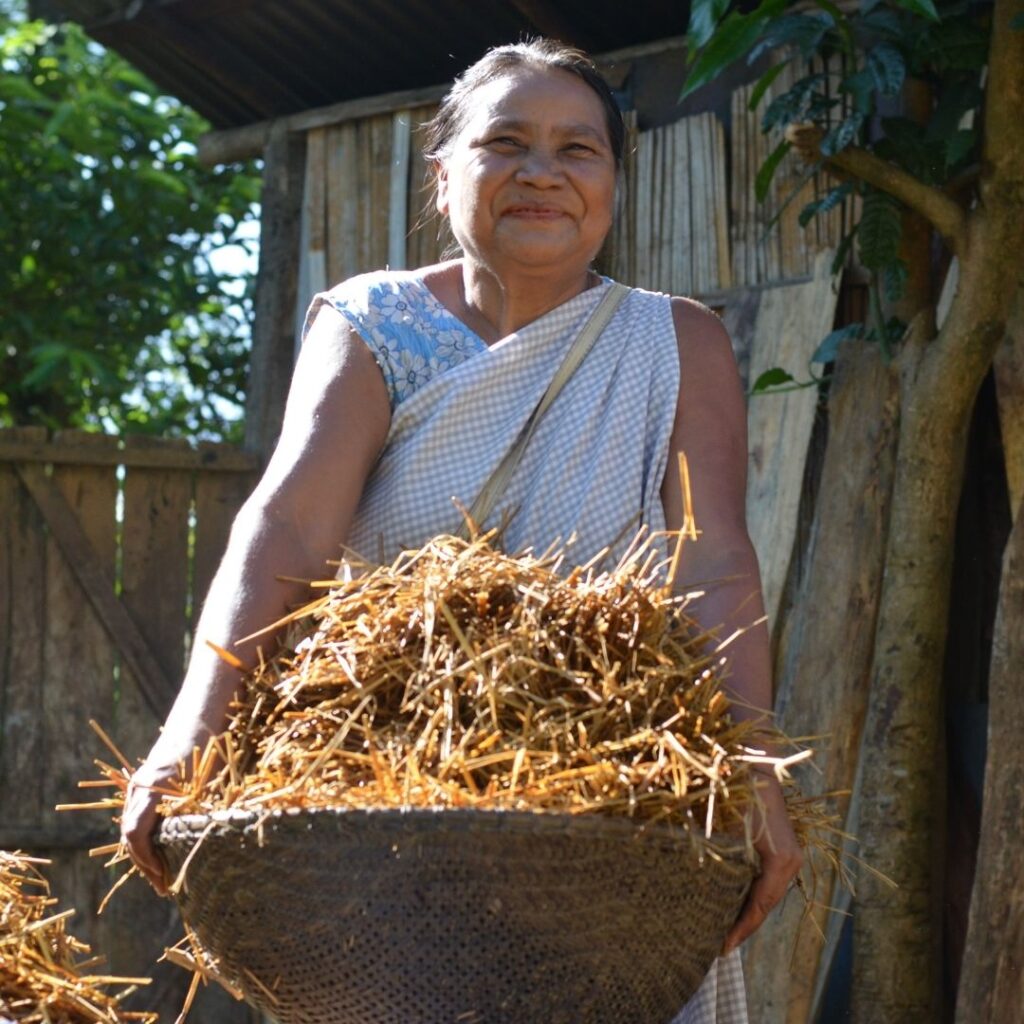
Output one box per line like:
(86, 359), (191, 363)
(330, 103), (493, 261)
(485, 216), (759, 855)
(1, 0), (262, 441)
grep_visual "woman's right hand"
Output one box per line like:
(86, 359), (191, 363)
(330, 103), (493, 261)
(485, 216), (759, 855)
(121, 763), (175, 895)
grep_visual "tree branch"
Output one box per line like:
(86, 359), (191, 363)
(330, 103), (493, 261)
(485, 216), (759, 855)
(983, 0), (1024, 190)
(785, 124), (968, 257)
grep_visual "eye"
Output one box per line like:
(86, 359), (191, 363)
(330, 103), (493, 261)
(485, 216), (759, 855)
(488, 135), (522, 148)
(564, 141), (597, 155)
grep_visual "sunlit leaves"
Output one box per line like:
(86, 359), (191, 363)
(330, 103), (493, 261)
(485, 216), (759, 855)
(0, 7), (260, 440)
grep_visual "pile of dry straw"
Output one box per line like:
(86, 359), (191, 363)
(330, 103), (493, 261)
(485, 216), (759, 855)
(0, 851), (154, 1024)
(96, 530), (827, 853)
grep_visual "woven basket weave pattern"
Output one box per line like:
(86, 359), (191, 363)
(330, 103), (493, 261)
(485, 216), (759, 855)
(158, 808), (754, 1024)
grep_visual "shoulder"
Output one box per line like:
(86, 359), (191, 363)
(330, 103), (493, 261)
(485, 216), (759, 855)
(668, 296), (739, 384)
(321, 268), (417, 313)
(669, 296), (731, 348)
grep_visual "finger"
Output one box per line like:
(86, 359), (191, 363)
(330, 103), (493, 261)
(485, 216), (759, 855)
(122, 795), (169, 895)
(126, 836), (169, 895)
(721, 884), (771, 955)
(123, 823), (169, 895)
(722, 862), (797, 955)
(128, 848), (169, 895)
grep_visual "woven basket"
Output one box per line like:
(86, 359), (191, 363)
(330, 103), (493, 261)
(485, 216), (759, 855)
(157, 807), (754, 1024)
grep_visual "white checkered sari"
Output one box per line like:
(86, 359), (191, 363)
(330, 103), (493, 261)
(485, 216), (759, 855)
(305, 270), (749, 1022)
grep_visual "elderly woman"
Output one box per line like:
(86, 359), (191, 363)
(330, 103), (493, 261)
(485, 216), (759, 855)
(123, 39), (801, 1023)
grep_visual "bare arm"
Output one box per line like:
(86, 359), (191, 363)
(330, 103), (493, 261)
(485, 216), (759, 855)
(662, 297), (802, 953)
(123, 306), (390, 889)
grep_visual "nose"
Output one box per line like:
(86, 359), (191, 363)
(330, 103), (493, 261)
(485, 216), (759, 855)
(515, 148), (563, 188)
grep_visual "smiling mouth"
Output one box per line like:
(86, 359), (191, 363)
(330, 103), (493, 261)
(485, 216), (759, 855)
(503, 207), (567, 220)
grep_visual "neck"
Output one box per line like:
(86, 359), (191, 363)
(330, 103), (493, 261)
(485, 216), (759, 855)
(457, 258), (596, 343)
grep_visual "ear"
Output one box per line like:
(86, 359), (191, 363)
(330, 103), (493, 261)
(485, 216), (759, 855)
(434, 160), (450, 216)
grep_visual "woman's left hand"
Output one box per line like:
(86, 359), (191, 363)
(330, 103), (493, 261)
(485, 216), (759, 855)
(721, 771), (803, 955)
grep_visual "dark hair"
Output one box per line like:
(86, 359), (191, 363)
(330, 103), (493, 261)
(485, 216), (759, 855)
(422, 39), (625, 168)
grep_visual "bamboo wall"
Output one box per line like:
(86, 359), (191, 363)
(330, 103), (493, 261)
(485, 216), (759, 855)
(292, 57), (856, 332)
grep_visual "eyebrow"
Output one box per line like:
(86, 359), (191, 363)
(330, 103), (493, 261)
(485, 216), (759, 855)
(482, 118), (609, 144)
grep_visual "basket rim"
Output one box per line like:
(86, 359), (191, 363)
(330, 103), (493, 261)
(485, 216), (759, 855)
(155, 805), (758, 867)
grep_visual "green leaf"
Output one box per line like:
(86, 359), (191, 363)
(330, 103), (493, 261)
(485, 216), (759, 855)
(883, 259), (909, 302)
(890, 0), (939, 21)
(751, 367), (796, 393)
(821, 112), (864, 155)
(815, 0), (855, 55)
(687, 0), (732, 54)
(841, 68), (876, 114)
(136, 166), (190, 196)
(749, 13), (831, 63)
(748, 61), (791, 111)
(755, 140), (792, 203)
(812, 323), (864, 364)
(861, 8), (903, 38)
(681, 0), (787, 100)
(831, 226), (858, 275)
(762, 74), (827, 131)
(859, 190), (903, 270)
(761, 166), (818, 235)
(867, 43), (906, 95)
(799, 181), (853, 227)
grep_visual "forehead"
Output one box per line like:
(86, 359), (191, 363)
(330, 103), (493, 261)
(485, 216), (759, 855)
(458, 66), (609, 134)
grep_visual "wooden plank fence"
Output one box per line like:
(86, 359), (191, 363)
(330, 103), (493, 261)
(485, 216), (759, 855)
(0, 427), (260, 1023)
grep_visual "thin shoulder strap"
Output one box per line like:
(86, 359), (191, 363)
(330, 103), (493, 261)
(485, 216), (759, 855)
(463, 282), (630, 536)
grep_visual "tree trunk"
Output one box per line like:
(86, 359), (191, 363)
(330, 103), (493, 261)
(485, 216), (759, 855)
(851, 202), (1024, 1020)
(954, 497), (1024, 1022)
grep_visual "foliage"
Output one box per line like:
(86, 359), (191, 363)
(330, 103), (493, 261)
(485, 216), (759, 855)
(683, 0), (990, 351)
(0, 1), (261, 440)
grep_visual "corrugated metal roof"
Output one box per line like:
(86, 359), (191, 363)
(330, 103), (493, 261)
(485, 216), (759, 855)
(42, 0), (690, 128)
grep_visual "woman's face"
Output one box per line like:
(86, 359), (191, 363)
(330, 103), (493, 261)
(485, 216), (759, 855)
(436, 66), (617, 277)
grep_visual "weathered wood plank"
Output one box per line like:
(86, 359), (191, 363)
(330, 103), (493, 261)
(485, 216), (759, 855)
(327, 120), (360, 284)
(297, 125), (328, 333)
(198, 81), (450, 166)
(634, 126), (650, 289)
(742, 342), (900, 1023)
(621, 109), (638, 286)
(660, 123), (674, 294)
(0, 435), (257, 471)
(711, 115), (732, 291)
(195, 37), (689, 167)
(37, 432), (119, 838)
(955, 499), (1024, 1023)
(745, 250), (838, 632)
(192, 446), (257, 637)
(778, 154), (815, 280)
(244, 123), (305, 462)
(102, 436), (206, 1021)
(0, 426), (49, 828)
(388, 109), (411, 270)
(14, 463), (174, 721)
(406, 104), (444, 270)
(117, 436), (192, 762)
(671, 117), (690, 296)
(0, 823), (114, 849)
(369, 113), (393, 271)
(719, 287), (762, 392)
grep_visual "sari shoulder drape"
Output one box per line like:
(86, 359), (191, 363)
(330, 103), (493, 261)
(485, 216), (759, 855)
(309, 272), (680, 572)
